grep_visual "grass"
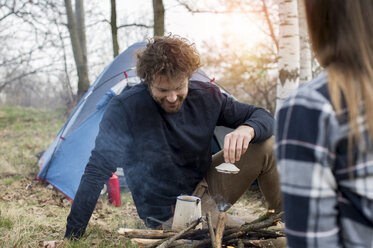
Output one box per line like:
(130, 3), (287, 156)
(0, 106), (65, 177)
(0, 106), (267, 248)
(0, 106), (143, 247)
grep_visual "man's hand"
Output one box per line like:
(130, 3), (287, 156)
(223, 125), (255, 163)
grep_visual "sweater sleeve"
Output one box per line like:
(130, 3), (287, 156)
(65, 97), (132, 239)
(275, 89), (340, 248)
(217, 92), (274, 143)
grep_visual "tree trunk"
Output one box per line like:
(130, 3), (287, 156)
(298, 0), (312, 84)
(64, 0), (90, 98)
(110, 0), (119, 57)
(276, 0), (300, 111)
(153, 0), (165, 36)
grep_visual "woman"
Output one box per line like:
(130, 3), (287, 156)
(275, 1), (373, 247)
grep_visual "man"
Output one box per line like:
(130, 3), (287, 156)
(65, 35), (282, 239)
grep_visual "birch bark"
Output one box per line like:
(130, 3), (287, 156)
(276, 0), (300, 111)
(298, 0), (312, 84)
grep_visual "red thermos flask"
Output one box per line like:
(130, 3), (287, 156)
(107, 173), (121, 207)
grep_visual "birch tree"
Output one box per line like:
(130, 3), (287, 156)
(64, 0), (90, 98)
(298, 0), (312, 84)
(276, 0), (299, 111)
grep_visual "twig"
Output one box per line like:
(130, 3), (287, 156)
(206, 212), (217, 248)
(245, 228), (285, 239)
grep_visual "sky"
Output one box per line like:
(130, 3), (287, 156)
(114, 0), (267, 51)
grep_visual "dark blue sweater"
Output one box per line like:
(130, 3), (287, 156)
(65, 80), (274, 238)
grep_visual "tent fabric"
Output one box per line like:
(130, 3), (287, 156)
(37, 42), (232, 200)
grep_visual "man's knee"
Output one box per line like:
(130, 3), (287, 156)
(240, 136), (275, 164)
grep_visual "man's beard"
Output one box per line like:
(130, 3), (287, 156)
(152, 94), (186, 113)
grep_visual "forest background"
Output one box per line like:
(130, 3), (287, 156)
(0, 0), (319, 114)
(0, 0), (318, 247)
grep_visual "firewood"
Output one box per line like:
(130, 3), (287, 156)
(215, 212), (226, 248)
(227, 237), (287, 248)
(206, 212), (217, 248)
(130, 238), (198, 247)
(223, 212), (283, 240)
(131, 238), (162, 246)
(144, 218), (202, 248)
(122, 212), (284, 248)
(118, 228), (177, 239)
(245, 229), (285, 239)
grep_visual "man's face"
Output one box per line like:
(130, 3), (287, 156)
(149, 75), (189, 113)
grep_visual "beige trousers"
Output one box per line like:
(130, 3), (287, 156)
(192, 137), (282, 226)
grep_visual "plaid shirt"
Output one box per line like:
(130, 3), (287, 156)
(275, 72), (373, 248)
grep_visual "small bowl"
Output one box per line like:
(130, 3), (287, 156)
(215, 162), (240, 174)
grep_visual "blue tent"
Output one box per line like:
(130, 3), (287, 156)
(37, 42), (232, 200)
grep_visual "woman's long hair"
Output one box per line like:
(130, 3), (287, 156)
(304, 0), (373, 152)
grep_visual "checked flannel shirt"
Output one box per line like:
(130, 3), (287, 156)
(275, 72), (373, 248)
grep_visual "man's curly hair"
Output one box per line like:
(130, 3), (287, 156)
(136, 35), (201, 84)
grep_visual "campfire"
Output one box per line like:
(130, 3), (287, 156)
(118, 210), (285, 247)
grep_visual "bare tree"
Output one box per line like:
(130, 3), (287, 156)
(64, 0), (90, 98)
(153, 0), (164, 36)
(0, 1), (45, 93)
(110, 0), (119, 57)
(107, 0), (152, 58)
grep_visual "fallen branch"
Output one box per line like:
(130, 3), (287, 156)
(130, 238), (199, 247)
(118, 228), (176, 239)
(245, 228), (285, 239)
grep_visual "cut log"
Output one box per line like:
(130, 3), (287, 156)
(130, 238), (162, 246)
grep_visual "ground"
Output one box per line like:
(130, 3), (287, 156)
(0, 175), (268, 247)
(0, 106), (277, 247)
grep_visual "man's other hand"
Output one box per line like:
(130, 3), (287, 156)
(223, 125), (255, 163)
